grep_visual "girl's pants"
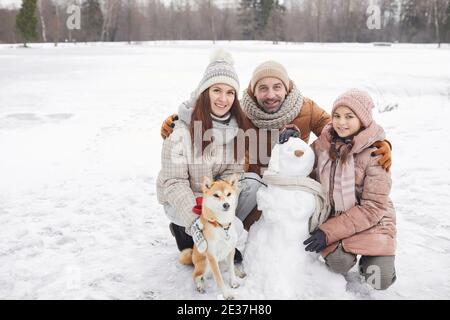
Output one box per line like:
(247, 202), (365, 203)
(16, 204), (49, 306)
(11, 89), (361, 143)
(324, 243), (396, 290)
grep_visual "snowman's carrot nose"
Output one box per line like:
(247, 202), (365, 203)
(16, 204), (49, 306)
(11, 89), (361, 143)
(294, 150), (304, 157)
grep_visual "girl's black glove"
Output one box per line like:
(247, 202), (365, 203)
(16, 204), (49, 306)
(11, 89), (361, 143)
(303, 229), (327, 253)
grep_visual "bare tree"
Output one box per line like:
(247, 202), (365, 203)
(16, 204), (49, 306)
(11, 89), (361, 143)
(434, 0), (441, 47)
(432, 0), (450, 47)
(101, 0), (121, 41)
(37, 0), (47, 42)
(0, 8), (19, 43)
(209, 0), (217, 43)
(126, 0), (134, 43)
(145, 0), (170, 40)
(217, 7), (240, 40)
(315, 0), (323, 42)
(54, 1), (60, 46)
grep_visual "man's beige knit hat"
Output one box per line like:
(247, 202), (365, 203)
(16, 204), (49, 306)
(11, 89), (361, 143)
(250, 60), (290, 93)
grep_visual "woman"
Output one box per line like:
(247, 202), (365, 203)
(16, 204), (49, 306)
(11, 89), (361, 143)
(157, 49), (262, 261)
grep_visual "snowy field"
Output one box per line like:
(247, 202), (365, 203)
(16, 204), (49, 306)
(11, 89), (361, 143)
(0, 41), (449, 300)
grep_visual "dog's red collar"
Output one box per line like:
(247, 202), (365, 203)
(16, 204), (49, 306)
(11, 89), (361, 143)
(193, 197), (231, 230)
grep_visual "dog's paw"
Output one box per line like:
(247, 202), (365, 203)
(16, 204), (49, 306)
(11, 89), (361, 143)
(196, 285), (206, 294)
(235, 266), (246, 278)
(195, 277), (205, 294)
(221, 291), (235, 300)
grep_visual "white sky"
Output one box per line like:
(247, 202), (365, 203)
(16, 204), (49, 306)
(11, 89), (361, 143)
(0, 0), (20, 8)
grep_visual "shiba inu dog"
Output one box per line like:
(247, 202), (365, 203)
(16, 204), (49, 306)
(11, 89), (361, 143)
(179, 175), (245, 300)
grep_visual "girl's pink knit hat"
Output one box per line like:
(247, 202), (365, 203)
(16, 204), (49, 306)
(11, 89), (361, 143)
(332, 89), (375, 127)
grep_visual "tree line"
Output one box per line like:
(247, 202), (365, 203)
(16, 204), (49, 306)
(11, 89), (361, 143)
(2, 0), (449, 46)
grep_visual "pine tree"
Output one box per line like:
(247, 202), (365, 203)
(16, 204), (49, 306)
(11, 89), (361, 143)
(255, 0), (275, 39)
(399, 0), (430, 42)
(15, 0), (38, 47)
(266, 0), (286, 43)
(239, 0), (281, 40)
(82, 0), (104, 42)
(238, 0), (256, 39)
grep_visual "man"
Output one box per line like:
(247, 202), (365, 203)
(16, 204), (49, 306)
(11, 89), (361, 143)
(161, 60), (392, 231)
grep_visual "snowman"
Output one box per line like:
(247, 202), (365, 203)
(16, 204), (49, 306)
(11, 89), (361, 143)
(241, 138), (350, 299)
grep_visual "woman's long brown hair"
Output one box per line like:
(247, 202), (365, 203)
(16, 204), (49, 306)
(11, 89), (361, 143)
(189, 88), (251, 162)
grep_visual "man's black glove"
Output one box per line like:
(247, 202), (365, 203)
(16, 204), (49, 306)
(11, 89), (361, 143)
(303, 229), (327, 253)
(279, 128), (299, 144)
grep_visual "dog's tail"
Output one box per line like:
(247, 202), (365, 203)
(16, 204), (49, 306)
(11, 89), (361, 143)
(179, 248), (193, 265)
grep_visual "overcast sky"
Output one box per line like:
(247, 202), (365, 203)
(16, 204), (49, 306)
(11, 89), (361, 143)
(0, 0), (17, 7)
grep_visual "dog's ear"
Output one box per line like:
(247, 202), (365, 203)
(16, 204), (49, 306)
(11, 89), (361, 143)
(226, 174), (239, 188)
(202, 176), (213, 191)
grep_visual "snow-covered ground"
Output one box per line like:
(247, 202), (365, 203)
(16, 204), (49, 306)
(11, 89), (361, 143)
(0, 41), (449, 299)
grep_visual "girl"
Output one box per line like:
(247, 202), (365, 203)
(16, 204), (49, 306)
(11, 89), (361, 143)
(305, 89), (397, 290)
(157, 50), (260, 261)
